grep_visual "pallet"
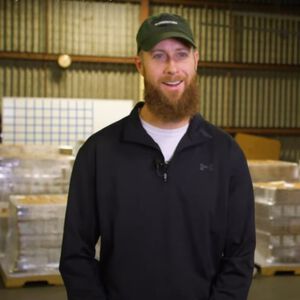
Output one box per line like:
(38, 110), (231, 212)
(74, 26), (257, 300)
(0, 264), (63, 288)
(255, 250), (300, 276)
(256, 263), (300, 276)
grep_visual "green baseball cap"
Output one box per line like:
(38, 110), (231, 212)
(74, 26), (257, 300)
(136, 13), (196, 53)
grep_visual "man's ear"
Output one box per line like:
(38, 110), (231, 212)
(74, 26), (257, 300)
(193, 49), (199, 71)
(134, 55), (144, 76)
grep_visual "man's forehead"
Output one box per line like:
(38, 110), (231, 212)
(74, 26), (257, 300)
(150, 38), (192, 51)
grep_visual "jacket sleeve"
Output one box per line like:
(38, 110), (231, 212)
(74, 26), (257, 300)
(210, 142), (256, 300)
(59, 142), (107, 300)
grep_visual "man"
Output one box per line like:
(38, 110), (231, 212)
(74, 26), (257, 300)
(60, 13), (255, 300)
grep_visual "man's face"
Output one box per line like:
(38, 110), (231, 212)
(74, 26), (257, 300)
(135, 38), (200, 122)
(136, 38), (199, 101)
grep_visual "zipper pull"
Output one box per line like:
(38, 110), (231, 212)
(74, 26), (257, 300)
(154, 159), (168, 183)
(163, 172), (167, 183)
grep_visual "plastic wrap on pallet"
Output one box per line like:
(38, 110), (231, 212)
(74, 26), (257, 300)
(248, 160), (299, 182)
(254, 181), (300, 204)
(254, 181), (300, 264)
(255, 215), (300, 235)
(255, 182), (300, 234)
(0, 145), (74, 198)
(0, 144), (74, 159)
(255, 201), (300, 219)
(0, 203), (9, 257)
(2, 158), (72, 195)
(0, 165), (11, 256)
(3, 194), (67, 274)
(0, 145), (74, 258)
(256, 230), (300, 263)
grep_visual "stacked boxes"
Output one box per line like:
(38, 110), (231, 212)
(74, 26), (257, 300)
(6, 195), (66, 272)
(0, 157), (72, 257)
(249, 160), (300, 265)
(4, 195), (67, 274)
(0, 164), (11, 255)
(0, 145), (74, 275)
(254, 181), (300, 264)
(248, 160), (299, 183)
(0, 158), (71, 195)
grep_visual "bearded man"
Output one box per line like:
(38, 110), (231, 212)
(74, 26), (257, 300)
(60, 13), (256, 300)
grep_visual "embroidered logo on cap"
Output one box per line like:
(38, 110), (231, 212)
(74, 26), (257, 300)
(154, 20), (178, 26)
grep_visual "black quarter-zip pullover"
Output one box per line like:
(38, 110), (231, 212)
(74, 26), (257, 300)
(60, 102), (255, 300)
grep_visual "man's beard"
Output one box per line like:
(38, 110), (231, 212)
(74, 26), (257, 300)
(143, 76), (200, 123)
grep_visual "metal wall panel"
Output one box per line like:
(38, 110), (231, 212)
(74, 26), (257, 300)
(197, 69), (300, 128)
(232, 0), (300, 4)
(197, 69), (233, 127)
(0, 0), (46, 52)
(151, 5), (232, 62)
(151, 5), (300, 64)
(235, 12), (300, 64)
(0, 60), (140, 101)
(278, 136), (300, 162)
(1, 0), (140, 56)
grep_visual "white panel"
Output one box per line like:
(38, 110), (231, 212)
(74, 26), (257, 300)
(2, 97), (134, 145)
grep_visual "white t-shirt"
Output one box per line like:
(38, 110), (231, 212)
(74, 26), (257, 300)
(140, 118), (189, 162)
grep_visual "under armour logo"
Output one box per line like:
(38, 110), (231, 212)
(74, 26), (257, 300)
(200, 163), (214, 172)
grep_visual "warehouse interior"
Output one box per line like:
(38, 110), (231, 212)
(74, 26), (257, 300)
(1, 0), (300, 299)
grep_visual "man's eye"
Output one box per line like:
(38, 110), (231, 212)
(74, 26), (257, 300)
(152, 53), (165, 60)
(177, 52), (189, 59)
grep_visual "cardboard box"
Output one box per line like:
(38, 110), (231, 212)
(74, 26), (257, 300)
(235, 133), (281, 160)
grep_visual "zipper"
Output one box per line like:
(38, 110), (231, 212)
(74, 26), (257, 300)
(155, 159), (168, 183)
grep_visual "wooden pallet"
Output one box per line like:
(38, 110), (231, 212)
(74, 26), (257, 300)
(255, 250), (300, 276)
(0, 264), (63, 288)
(256, 263), (300, 276)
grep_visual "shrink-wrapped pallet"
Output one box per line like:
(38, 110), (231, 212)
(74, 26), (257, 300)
(0, 144), (73, 160)
(0, 205), (8, 256)
(4, 194), (67, 274)
(0, 145), (74, 257)
(248, 160), (299, 182)
(256, 230), (300, 263)
(6, 158), (71, 195)
(0, 165), (11, 255)
(254, 181), (300, 204)
(254, 182), (300, 263)
(255, 215), (300, 235)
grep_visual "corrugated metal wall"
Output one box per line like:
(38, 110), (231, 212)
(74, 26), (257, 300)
(0, 0), (140, 101)
(197, 69), (300, 128)
(278, 136), (300, 162)
(1, 0), (300, 161)
(0, 60), (139, 100)
(229, 0), (300, 4)
(151, 5), (300, 64)
(0, 0), (139, 56)
(152, 5), (231, 62)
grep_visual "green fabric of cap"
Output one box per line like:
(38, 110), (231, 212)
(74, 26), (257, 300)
(136, 13), (196, 53)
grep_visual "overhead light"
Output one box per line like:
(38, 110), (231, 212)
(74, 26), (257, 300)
(57, 54), (72, 68)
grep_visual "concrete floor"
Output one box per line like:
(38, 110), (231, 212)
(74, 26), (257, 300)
(1, 274), (300, 300)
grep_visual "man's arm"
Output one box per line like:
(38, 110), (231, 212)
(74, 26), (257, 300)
(210, 143), (256, 300)
(59, 143), (107, 300)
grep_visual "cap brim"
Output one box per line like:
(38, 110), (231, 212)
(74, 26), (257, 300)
(140, 31), (196, 52)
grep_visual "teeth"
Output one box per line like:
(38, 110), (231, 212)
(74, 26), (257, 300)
(164, 81), (181, 86)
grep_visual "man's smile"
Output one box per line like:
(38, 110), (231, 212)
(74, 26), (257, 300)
(162, 80), (183, 87)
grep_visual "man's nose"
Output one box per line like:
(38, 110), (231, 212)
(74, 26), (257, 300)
(164, 59), (178, 75)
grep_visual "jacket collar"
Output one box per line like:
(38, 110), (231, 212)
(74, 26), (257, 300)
(122, 102), (212, 150)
